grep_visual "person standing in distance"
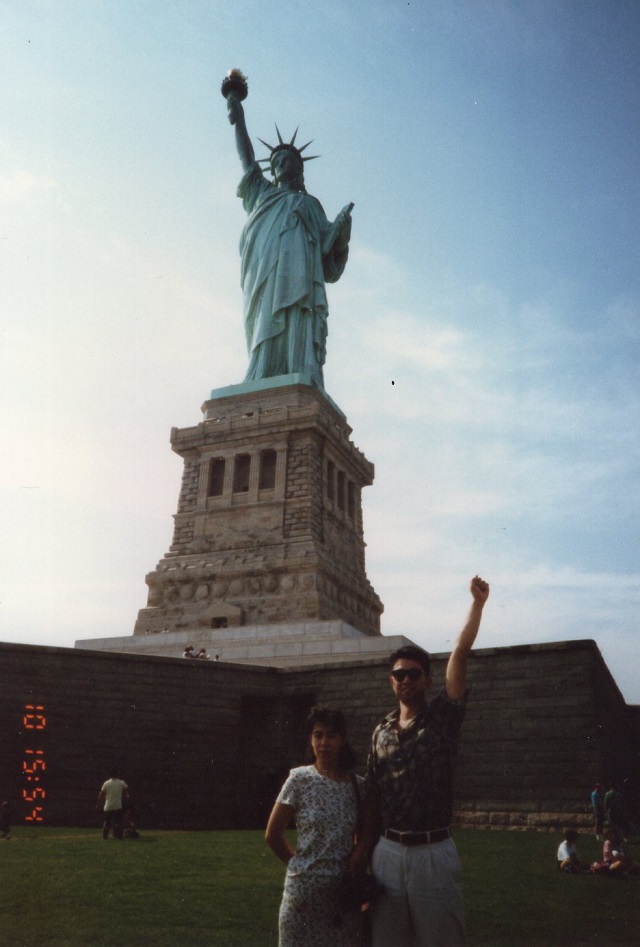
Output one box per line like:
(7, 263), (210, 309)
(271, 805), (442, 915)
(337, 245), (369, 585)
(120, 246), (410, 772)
(97, 768), (129, 840)
(351, 575), (490, 946)
(590, 782), (605, 840)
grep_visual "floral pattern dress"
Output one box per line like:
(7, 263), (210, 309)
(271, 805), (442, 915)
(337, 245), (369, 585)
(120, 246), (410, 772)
(276, 765), (364, 946)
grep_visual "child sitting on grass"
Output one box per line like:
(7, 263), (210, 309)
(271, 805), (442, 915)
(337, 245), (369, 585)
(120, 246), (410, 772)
(557, 829), (589, 873)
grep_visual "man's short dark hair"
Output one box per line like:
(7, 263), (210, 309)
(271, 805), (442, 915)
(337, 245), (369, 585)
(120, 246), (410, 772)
(388, 645), (431, 675)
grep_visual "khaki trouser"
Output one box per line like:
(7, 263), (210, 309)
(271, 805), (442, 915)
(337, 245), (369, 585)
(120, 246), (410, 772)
(371, 835), (466, 947)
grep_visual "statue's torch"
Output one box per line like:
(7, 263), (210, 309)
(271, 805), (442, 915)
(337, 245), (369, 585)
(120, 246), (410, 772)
(221, 68), (248, 102)
(221, 69), (248, 125)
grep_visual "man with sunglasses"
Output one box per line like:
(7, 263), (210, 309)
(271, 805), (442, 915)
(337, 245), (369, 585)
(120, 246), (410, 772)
(352, 575), (490, 946)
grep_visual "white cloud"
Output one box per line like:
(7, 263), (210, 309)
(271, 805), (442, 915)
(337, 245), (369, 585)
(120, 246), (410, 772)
(373, 557), (640, 702)
(0, 170), (55, 204)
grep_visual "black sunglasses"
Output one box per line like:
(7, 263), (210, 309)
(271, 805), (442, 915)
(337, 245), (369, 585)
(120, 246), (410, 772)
(390, 668), (425, 682)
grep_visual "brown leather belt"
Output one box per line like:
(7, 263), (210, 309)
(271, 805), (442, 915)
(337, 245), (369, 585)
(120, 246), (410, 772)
(383, 827), (451, 846)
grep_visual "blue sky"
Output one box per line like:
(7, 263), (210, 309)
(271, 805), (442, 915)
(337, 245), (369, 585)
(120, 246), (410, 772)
(2, 1), (639, 702)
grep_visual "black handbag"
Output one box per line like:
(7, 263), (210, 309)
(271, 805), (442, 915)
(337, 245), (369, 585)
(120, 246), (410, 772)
(339, 869), (382, 911)
(340, 775), (383, 912)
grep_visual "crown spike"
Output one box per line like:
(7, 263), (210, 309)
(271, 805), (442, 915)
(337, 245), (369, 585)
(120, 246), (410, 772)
(298, 139), (314, 154)
(302, 155), (320, 162)
(290, 127), (299, 146)
(258, 137), (276, 153)
(275, 124), (284, 145)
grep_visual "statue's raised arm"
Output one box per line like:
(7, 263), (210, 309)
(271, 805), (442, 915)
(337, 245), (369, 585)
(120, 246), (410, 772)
(221, 69), (353, 391)
(224, 73), (255, 173)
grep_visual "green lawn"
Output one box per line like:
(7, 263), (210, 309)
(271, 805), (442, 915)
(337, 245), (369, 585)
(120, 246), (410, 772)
(460, 829), (639, 946)
(0, 827), (637, 946)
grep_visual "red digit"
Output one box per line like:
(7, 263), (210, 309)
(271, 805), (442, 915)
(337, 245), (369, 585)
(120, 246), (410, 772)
(24, 704), (47, 729)
(23, 749), (46, 774)
(25, 806), (44, 823)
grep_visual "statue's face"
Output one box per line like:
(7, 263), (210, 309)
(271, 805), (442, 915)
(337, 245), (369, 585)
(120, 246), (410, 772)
(272, 149), (302, 185)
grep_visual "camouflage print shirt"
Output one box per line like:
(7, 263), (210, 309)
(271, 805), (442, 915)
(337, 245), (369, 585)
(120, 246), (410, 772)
(365, 690), (467, 832)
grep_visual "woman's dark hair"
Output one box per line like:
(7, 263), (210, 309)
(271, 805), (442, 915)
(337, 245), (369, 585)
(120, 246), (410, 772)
(305, 706), (358, 771)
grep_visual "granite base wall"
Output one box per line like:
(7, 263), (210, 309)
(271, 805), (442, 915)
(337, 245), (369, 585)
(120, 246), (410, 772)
(1, 639), (637, 831)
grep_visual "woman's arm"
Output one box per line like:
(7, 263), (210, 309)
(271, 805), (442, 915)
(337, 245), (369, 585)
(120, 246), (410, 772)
(265, 801), (296, 865)
(348, 785), (380, 874)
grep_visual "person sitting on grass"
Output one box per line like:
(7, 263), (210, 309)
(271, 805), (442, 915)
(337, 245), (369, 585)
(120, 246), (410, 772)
(557, 829), (589, 873)
(0, 801), (11, 839)
(123, 805), (140, 839)
(592, 827), (640, 877)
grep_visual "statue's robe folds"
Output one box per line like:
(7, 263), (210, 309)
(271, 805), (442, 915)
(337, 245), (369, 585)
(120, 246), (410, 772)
(238, 163), (349, 388)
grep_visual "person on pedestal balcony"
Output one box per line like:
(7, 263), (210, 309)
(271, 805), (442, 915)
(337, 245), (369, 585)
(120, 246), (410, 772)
(226, 86), (353, 390)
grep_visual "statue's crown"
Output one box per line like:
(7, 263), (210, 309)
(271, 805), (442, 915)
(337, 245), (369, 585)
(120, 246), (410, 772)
(258, 126), (320, 169)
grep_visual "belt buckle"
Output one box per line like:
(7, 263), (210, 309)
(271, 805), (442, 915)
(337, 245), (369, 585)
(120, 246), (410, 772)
(396, 829), (421, 845)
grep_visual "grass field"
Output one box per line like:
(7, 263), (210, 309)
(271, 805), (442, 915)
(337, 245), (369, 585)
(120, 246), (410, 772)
(0, 827), (638, 946)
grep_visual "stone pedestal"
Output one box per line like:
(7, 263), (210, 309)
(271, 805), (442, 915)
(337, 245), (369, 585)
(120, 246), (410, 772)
(76, 621), (412, 667)
(133, 378), (383, 640)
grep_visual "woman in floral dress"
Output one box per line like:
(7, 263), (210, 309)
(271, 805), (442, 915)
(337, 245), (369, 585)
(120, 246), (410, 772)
(265, 707), (364, 946)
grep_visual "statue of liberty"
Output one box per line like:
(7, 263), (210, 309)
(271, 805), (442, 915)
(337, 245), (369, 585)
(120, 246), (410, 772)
(223, 71), (353, 390)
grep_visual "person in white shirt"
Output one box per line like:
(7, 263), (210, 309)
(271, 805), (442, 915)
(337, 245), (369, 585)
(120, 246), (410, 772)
(557, 829), (588, 873)
(97, 769), (129, 840)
